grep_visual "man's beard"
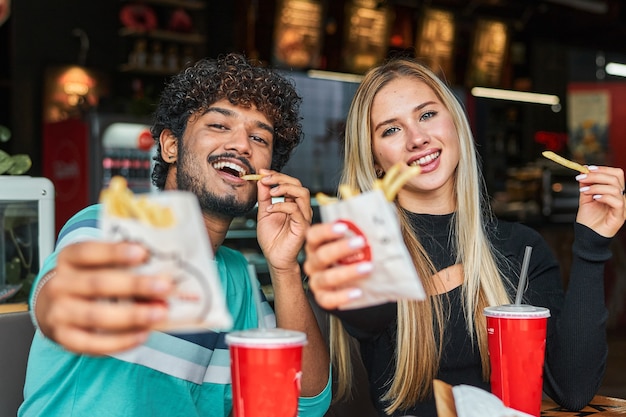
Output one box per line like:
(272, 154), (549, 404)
(196, 191), (256, 219)
(176, 152), (257, 219)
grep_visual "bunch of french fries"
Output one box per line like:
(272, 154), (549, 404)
(317, 162), (421, 205)
(100, 176), (175, 227)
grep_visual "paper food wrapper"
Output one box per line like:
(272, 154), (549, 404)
(434, 379), (534, 417)
(319, 189), (426, 309)
(453, 385), (534, 417)
(99, 190), (233, 332)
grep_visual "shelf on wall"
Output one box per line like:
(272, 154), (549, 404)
(118, 64), (181, 76)
(120, 0), (207, 11)
(118, 28), (205, 45)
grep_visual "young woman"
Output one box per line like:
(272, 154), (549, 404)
(303, 57), (625, 417)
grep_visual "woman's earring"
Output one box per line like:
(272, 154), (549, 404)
(375, 168), (384, 178)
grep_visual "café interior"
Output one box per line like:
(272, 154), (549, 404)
(1, 0), (626, 415)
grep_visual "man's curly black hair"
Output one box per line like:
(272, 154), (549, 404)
(151, 53), (303, 190)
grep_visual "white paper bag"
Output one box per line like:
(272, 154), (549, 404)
(319, 189), (426, 309)
(99, 190), (233, 332)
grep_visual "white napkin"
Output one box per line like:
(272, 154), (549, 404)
(452, 385), (534, 417)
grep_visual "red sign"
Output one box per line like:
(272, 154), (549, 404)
(43, 119), (89, 234)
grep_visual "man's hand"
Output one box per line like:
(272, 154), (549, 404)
(255, 169), (312, 274)
(36, 241), (174, 355)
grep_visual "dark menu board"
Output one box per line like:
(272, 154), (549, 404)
(415, 8), (456, 82)
(273, 0), (323, 69)
(466, 19), (509, 87)
(341, 0), (392, 74)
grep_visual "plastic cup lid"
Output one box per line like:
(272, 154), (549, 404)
(225, 328), (307, 347)
(483, 304), (551, 318)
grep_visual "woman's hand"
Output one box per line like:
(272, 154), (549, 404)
(35, 241), (174, 355)
(303, 221), (372, 310)
(576, 165), (625, 237)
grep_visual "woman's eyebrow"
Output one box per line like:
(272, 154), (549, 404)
(373, 101), (437, 132)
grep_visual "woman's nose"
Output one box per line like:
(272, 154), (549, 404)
(406, 125), (429, 149)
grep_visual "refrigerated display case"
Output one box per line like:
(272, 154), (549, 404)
(0, 176), (55, 303)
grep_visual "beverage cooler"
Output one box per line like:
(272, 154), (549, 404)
(43, 112), (156, 234)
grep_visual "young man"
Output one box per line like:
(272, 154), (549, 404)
(19, 53), (331, 417)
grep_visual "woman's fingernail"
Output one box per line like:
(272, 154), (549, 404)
(347, 288), (363, 299)
(356, 262), (373, 274)
(332, 222), (348, 234)
(588, 165), (599, 171)
(575, 174), (587, 181)
(579, 186), (590, 192)
(348, 236), (366, 249)
(593, 194), (602, 200)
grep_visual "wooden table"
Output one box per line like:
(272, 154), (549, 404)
(541, 395), (626, 416)
(0, 303), (28, 314)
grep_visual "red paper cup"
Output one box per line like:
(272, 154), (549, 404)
(225, 328), (307, 417)
(484, 304), (550, 417)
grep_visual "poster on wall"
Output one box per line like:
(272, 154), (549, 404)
(567, 90), (610, 166)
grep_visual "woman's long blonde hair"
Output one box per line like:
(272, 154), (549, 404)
(331, 57), (513, 414)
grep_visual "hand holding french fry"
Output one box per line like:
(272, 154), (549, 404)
(542, 151), (625, 236)
(255, 170), (313, 273)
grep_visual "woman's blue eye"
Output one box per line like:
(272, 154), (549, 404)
(420, 111), (436, 121)
(382, 127), (400, 137)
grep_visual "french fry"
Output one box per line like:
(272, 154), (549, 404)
(384, 165), (421, 201)
(100, 176), (176, 227)
(339, 184), (360, 199)
(315, 192), (338, 206)
(542, 151), (589, 173)
(241, 174), (265, 181)
(381, 162), (403, 190)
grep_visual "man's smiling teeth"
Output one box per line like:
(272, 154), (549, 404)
(212, 161), (246, 176)
(411, 151), (440, 167)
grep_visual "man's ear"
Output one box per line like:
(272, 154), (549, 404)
(160, 129), (177, 162)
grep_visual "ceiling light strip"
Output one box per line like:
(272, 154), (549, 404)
(471, 87), (560, 105)
(306, 70), (364, 83)
(605, 62), (626, 77)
